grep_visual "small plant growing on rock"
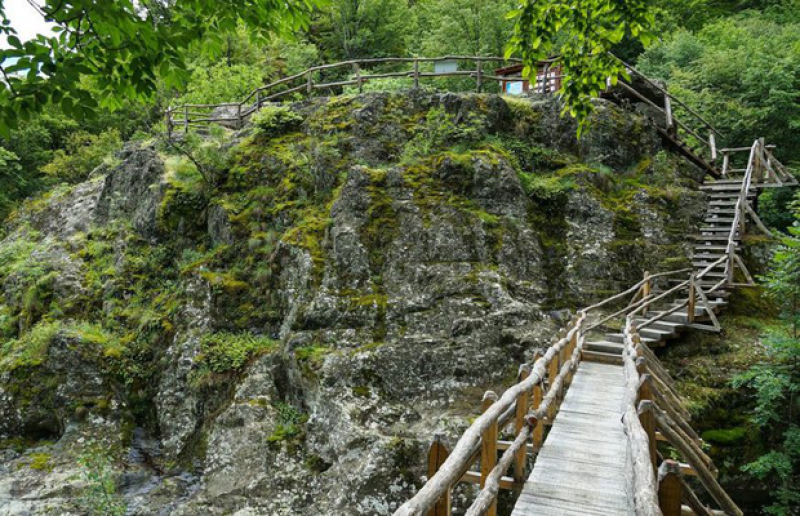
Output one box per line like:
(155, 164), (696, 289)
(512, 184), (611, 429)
(191, 331), (276, 387)
(75, 443), (126, 516)
(267, 402), (308, 446)
(252, 106), (303, 136)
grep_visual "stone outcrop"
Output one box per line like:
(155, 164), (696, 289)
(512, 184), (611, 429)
(0, 92), (705, 515)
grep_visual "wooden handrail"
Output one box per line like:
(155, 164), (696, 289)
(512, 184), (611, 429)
(393, 314), (585, 516)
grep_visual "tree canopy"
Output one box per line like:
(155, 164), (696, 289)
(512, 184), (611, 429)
(0, 0), (317, 136)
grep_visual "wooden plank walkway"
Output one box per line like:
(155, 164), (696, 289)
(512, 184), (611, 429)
(511, 361), (634, 516)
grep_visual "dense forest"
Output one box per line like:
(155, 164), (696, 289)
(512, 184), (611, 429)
(0, 0), (798, 514)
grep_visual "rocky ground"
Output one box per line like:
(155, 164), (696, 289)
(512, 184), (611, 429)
(0, 91), (707, 515)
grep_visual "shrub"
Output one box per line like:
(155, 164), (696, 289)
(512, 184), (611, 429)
(195, 331), (276, 374)
(251, 106), (304, 136)
(40, 129), (122, 184)
(267, 402), (308, 443)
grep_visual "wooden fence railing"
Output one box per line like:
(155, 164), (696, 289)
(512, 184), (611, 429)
(165, 55), (539, 135)
(622, 318), (743, 516)
(164, 53), (721, 166)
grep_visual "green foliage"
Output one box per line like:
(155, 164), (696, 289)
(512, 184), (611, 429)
(315, 0), (412, 60)
(179, 63), (265, 107)
(506, 0), (655, 134)
(251, 106), (304, 136)
(40, 130), (122, 184)
(267, 402), (308, 443)
(75, 443), (126, 516)
(731, 198), (799, 515)
(518, 172), (575, 201)
(195, 331), (277, 375)
(0, 147), (25, 221)
(637, 9), (799, 166)
(0, 0), (318, 136)
(401, 107), (483, 163)
(701, 427), (748, 445)
(415, 0), (517, 57)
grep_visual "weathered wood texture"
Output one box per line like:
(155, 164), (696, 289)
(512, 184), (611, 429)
(511, 361), (634, 516)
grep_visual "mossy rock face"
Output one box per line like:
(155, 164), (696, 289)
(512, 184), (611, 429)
(0, 91), (718, 514)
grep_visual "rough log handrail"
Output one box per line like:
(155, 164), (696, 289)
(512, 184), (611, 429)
(166, 55), (527, 135)
(624, 316), (744, 516)
(392, 314), (585, 516)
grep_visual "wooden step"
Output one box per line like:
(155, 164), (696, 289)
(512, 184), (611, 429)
(605, 333), (658, 346)
(706, 208), (737, 215)
(704, 217), (735, 224)
(581, 349), (623, 365)
(631, 318), (685, 333)
(693, 244), (738, 251)
(700, 184), (745, 191)
(584, 341), (624, 355)
(693, 235), (739, 241)
(693, 261), (726, 269)
(699, 226), (737, 233)
(639, 327), (676, 341)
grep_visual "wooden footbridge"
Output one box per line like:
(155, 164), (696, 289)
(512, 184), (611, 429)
(394, 138), (795, 516)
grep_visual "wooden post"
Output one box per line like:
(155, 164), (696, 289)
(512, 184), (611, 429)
(354, 63), (363, 93)
(722, 152), (729, 177)
(476, 59), (482, 93)
(658, 460), (683, 516)
(237, 103), (243, 129)
(709, 132), (717, 162)
(664, 93), (673, 134)
(727, 251), (735, 286)
(307, 69), (313, 95)
(413, 60), (420, 89)
(166, 109), (173, 138)
(514, 365), (531, 487)
(543, 64), (550, 95)
(641, 271), (651, 316)
(531, 351), (545, 450)
(481, 391), (499, 516)
(183, 105), (189, 134)
(687, 275), (696, 325)
(638, 375), (658, 477)
(427, 434), (451, 516)
(547, 348), (559, 420)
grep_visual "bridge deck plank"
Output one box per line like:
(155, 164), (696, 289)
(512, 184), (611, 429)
(511, 361), (634, 515)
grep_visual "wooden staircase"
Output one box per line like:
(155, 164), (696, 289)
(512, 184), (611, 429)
(583, 177), (762, 363)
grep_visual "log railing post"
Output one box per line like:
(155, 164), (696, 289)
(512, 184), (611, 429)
(237, 103), (243, 129)
(183, 105), (189, 134)
(354, 63), (363, 93)
(531, 351), (545, 450)
(641, 270), (651, 316)
(513, 365), (531, 487)
(543, 64), (550, 95)
(664, 93), (673, 134)
(166, 108), (173, 138)
(413, 60), (420, 89)
(481, 391), (499, 516)
(687, 275), (696, 325)
(722, 151), (729, 177)
(307, 69), (313, 95)
(476, 59), (482, 93)
(658, 460), (683, 516)
(427, 434), (451, 516)
(709, 131), (717, 163)
(638, 374), (658, 477)
(547, 344), (560, 420)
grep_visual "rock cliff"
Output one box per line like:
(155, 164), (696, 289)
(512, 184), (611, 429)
(0, 92), (705, 515)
